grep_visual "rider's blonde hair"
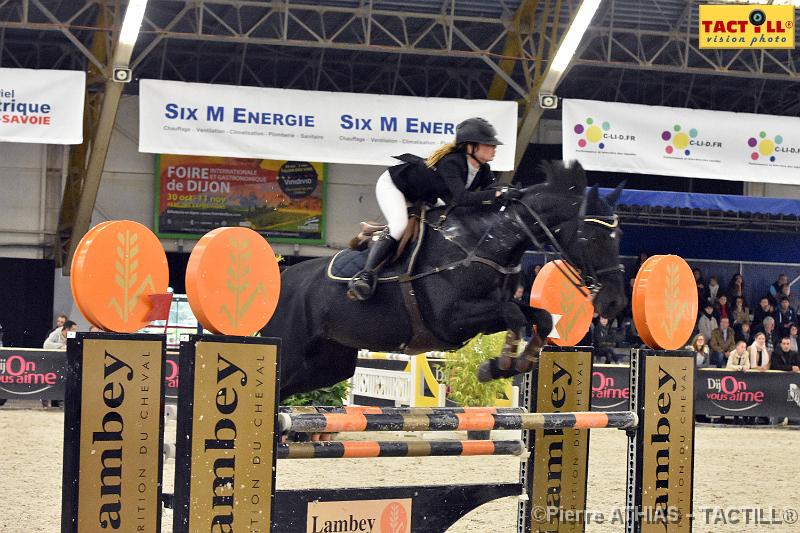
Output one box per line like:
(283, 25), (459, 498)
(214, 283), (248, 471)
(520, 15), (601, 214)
(426, 142), (458, 167)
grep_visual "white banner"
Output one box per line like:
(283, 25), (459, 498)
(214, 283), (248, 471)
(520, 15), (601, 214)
(563, 99), (800, 185)
(0, 68), (85, 144)
(139, 79), (518, 170)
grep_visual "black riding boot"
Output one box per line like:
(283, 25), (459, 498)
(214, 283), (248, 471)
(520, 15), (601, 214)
(347, 234), (397, 301)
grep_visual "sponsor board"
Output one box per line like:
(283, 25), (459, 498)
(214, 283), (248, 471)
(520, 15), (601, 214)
(530, 348), (591, 532)
(61, 334), (166, 533)
(306, 499), (412, 533)
(173, 336), (279, 533)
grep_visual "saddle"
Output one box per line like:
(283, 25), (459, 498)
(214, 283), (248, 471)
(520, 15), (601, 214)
(327, 208), (444, 353)
(347, 207), (422, 264)
(327, 208), (424, 283)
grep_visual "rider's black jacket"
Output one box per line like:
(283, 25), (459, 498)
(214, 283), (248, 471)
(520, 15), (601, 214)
(388, 152), (496, 206)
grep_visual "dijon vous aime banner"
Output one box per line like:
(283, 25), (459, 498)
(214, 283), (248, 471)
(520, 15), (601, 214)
(563, 99), (800, 185)
(0, 68), (85, 144)
(139, 79), (518, 170)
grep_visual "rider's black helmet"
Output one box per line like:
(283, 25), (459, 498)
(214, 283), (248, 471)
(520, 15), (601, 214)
(455, 117), (503, 146)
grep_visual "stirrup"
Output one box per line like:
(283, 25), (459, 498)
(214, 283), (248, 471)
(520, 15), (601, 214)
(347, 272), (377, 301)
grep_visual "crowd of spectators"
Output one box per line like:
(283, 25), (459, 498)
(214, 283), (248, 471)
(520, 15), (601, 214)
(687, 269), (800, 373)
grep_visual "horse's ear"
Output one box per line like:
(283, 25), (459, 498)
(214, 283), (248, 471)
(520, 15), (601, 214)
(587, 183), (599, 204)
(605, 180), (626, 206)
(539, 160), (586, 194)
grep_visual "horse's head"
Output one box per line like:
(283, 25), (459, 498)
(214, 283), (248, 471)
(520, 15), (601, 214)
(521, 161), (628, 319)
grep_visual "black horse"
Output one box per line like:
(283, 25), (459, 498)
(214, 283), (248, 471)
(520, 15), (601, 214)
(262, 161), (627, 398)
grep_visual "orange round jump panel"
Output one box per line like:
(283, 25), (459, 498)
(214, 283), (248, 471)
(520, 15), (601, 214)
(71, 220), (169, 333)
(71, 221), (115, 329)
(529, 260), (594, 346)
(632, 255), (698, 350)
(631, 255), (660, 349)
(185, 227), (281, 335)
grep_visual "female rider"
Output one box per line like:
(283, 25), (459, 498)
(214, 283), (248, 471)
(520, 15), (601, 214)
(347, 117), (519, 301)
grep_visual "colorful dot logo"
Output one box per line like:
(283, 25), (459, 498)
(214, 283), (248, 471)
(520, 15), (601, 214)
(573, 118), (610, 149)
(661, 125), (697, 156)
(748, 131), (782, 162)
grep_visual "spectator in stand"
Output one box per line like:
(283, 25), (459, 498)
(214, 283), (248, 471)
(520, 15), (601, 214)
(48, 313), (67, 335)
(43, 320), (77, 350)
(715, 294), (731, 323)
(757, 316), (780, 354)
(591, 316), (620, 364)
(635, 252), (649, 272)
(789, 324), (799, 352)
(512, 285), (525, 303)
(693, 268), (707, 311)
(726, 273), (746, 305)
(769, 273), (789, 306)
(709, 317), (736, 368)
(697, 304), (718, 342)
(532, 264), (542, 279)
(749, 331), (771, 371)
(774, 296), (796, 337)
(735, 321), (753, 345)
(705, 276), (721, 307)
(687, 333), (710, 367)
(752, 297), (774, 328)
(771, 336), (800, 373)
(726, 340), (750, 371)
(730, 296), (750, 329)
(779, 282), (792, 300)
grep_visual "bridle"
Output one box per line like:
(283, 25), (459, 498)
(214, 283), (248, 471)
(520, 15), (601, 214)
(508, 193), (625, 297)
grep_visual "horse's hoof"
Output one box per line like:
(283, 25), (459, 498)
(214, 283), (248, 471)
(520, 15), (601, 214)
(477, 362), (494, 382)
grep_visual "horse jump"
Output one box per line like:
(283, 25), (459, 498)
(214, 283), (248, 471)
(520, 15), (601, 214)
(62, 337), (694, 533)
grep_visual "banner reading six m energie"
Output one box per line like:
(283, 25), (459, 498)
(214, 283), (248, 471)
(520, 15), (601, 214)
(155, 155), (325, 243)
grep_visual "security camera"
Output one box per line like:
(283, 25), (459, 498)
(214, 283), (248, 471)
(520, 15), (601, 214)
(112, 67), (132, 83)
(539, 93), (558, 110)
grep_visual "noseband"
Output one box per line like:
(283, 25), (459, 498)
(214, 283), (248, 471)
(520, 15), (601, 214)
(509, 198), (625, 297)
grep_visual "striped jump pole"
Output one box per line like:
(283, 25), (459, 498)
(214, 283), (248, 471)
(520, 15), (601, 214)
(278, 410), (638, 434)
(278, 439), (524, 459)
(280, 405), (526, 415)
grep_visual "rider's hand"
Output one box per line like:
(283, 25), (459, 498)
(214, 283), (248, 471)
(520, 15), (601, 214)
(495, 187), (522, 201)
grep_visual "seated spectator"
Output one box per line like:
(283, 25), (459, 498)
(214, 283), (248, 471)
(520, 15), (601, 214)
(709, 317), (735, 368)
(779, 283), (793, 304)
(735, 321), (753, 345)
(730, 297), (749, 328)
(635, 252), (649, 272)
(789, 324), (799, 352)
(726, 341), (750, 371)
(726, 273), (746, 306)
(697, 304), (718, 342)
(752, 297), (774, 329)
(771, 336), (800, 373)
(687, 333), (710, 367)
(769, 273), (788, 305)
(715, 294), (731, 323)
(755, 316), (780, 354)
(774, 296), (796, 337)
(748, 332), (771, 371)
(48, 313), (67, 335)
(43, 320), (77, 350)
(706, 276), (721, 306)
(592, 316), (621, 364)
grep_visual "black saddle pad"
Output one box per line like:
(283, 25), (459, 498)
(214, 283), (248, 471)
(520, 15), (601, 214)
(326, 249), (402, 283)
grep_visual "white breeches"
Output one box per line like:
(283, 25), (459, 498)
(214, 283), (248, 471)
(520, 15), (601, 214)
(375, 171), (409, 240)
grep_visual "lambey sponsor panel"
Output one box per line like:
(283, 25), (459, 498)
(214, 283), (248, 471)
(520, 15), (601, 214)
(638, 354), (694, 533)
(173, 336), (279, 533)
(530, 349), (591, 533)
(61, 334), (166, 533)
